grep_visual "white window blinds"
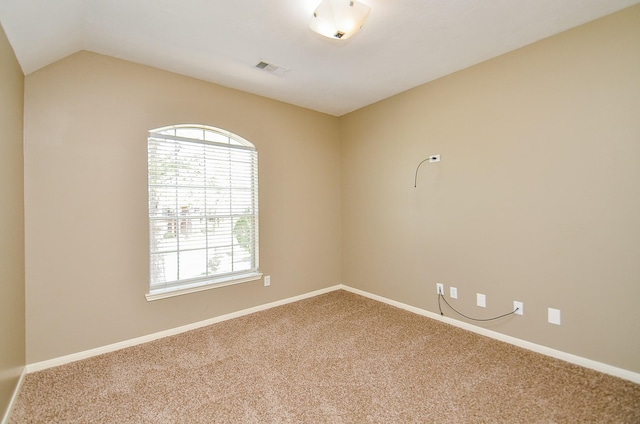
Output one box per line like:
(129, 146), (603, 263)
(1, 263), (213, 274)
(147, 125), (259, 295)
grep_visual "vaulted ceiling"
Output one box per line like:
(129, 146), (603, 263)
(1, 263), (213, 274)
(1, 0), (637, 115)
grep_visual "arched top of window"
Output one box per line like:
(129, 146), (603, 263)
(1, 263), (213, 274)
(150, 124), (255, 150)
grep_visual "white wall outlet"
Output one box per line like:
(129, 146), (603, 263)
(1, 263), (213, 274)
(548, 308), (561, 325)
(450, 287), (458, 299)
(264, 275), (271, 287)
(514, 301), (523, 315)
(476, 293), (486, 308)
(436, 283), (444, 295)
(429, 154), (441, 163)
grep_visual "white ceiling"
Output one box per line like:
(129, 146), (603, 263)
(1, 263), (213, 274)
(0, 0), (638, 116)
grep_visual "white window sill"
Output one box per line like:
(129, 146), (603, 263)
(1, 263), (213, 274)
(145, 272), (263, 302)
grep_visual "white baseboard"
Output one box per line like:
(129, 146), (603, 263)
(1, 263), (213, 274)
(1, 367), (26, 424)
(24, 283), (640, 385)
(340, 285), (640, 385)
(26, 285), (342, 373)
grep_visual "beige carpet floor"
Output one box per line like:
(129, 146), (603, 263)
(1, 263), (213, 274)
(10, 290), (640, 423)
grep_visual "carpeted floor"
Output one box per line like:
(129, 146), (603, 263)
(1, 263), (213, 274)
(10, 290), (640, 423)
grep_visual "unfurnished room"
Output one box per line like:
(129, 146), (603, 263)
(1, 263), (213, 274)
(1, 0), (639, 422)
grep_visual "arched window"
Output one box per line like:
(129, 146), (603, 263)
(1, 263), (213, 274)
(146, 124), (259, 299)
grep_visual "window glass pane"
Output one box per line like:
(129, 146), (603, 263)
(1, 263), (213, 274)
(148, 143), (178, 185)
(150, 252), (177, 284)
(209, 217), (232, 246)
(209, 246), (232, 274)
(176, 188), (205, 214)
(230, 190), (253, 214)
(206, 151), (231, 187)
(178, 219), (207, 250)
(150, 219), (178, 253)
(149, 186), (178, 217)
(178, 250), (207, 280)
(209, 189), (231, 216)
(229, 149), (253, 162)
(156, 128), (175, 136)
(176, 127), (205, 140)
(204, 130), (229, 144)
(232, 244), (252, 272)
(233, 215), (253, 251)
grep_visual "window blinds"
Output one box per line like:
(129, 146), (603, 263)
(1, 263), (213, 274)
(147, 127), (258, 294)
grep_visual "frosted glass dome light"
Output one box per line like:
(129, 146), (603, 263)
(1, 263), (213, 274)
(310, 0), (371, 40)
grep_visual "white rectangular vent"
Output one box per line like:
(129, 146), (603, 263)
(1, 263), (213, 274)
(255, 61), (288, 77)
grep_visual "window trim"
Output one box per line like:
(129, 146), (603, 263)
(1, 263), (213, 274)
(146, 124), (259, 300)
(145, 271), (262, 301)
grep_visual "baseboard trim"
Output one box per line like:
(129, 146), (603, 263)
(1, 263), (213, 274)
(1, 367), (26, 424)
(26, 285), (342, 373)
(340, 285), (640, 385)
(25, 283), (640, 385)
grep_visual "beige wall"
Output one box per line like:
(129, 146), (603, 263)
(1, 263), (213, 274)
(24, 51), (341, 363)
(19, 5), (640, 374)
(0, 23), (25, 416)
(341, 6), (640, 372)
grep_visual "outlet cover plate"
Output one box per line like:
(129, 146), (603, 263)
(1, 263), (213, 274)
(514, 301), (523, 315)
(548, 308), (561, 325)
(477, 293), (486, 308)
(450, 287), (458, 299)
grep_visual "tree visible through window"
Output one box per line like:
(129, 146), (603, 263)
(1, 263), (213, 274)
(147, 124), (259, 296)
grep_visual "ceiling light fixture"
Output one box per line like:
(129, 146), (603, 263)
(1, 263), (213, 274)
(310, 0), (371, 40)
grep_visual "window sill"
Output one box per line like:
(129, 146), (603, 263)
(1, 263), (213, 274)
(145, 272), (263, 302)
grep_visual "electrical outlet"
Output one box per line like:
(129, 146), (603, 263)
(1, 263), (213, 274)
(548, 308), (561, 325)
(264, 275), (271, 287)
(476, 293), (486, 308)
(436, 283), (444, 295)
(514, 301), (523, 315)
(429, 154), (441, 163)
(450, 287), (458, 299)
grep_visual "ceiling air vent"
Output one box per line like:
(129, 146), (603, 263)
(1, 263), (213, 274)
(255, 61), (289, 77)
